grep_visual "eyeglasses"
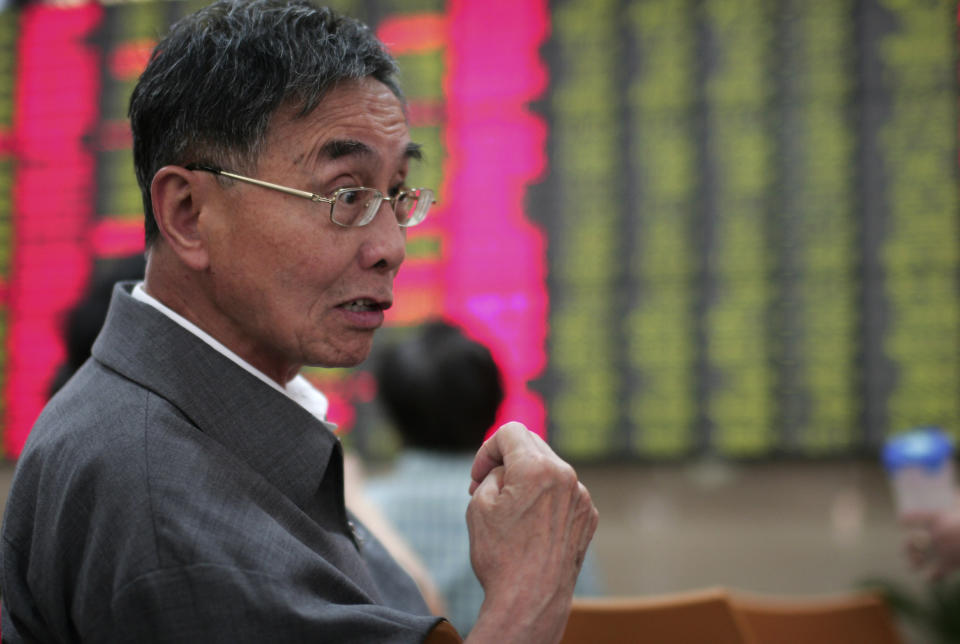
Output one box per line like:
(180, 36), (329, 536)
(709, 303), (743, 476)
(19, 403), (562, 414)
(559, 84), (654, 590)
(186, 164), (434, 228)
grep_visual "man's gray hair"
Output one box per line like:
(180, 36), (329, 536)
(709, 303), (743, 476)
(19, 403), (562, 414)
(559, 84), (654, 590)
(129, 0), (402, 246)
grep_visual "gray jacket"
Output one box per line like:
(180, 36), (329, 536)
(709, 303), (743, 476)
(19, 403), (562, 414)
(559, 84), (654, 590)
(1, 283), (438, 643)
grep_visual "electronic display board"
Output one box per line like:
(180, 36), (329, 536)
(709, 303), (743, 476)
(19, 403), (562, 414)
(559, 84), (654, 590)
(534, 0), (959, 460)
(0, 0), (956, 462)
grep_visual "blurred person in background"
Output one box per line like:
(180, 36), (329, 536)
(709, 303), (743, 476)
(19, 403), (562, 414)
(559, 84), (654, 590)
(48, 254), (146, 397)
(903, 501), (960, 581)
(365, 320), (603, 635)
(0, 1), (598, 642)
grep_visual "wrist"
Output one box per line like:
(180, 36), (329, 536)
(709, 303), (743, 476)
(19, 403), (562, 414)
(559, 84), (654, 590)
(465, 584), (570, 644)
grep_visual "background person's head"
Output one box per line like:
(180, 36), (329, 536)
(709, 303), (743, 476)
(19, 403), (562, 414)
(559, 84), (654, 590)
(49, 254), (147, 397)
(129, 0), (403, 247)
(373, 320), (504, 453)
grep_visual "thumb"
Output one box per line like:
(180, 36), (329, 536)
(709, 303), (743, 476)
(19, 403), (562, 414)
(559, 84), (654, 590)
(471, 465), (505, 500)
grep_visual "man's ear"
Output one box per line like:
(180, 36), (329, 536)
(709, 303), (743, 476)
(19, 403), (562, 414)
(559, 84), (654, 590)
(150, 166), (210, 271)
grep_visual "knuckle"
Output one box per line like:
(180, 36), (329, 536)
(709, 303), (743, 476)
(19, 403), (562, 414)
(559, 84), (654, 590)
(575, 482), (599, 526)
(501, 421), (527, 437)
(558, 463), (578, 487)
(539, 459), (577, 489)
(578, 481), (595, 507)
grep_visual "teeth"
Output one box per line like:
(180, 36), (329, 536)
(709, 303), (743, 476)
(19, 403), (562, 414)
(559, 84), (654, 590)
(343, 299), (377, 312)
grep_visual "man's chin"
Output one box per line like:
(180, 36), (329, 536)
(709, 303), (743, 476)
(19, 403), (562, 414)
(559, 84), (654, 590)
(306, 340), (375, 369)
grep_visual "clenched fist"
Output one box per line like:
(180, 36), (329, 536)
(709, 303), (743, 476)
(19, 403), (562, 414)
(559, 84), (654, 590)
(463, 422), (599, 644)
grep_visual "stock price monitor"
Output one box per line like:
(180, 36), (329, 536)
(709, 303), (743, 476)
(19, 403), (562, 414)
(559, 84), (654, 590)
(0, 0), (956, 462)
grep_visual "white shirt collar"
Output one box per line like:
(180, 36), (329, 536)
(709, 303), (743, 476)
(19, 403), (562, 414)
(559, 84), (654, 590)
(131, 282), (330, 423)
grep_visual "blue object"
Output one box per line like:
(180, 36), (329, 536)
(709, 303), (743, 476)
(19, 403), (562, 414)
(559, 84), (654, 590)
(883, 426), (955, 473)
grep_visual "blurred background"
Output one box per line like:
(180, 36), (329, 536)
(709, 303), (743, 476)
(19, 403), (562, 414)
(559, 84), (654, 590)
(0, 0), (956, 624)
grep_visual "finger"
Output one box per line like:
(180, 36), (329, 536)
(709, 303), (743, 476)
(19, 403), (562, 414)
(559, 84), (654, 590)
(581, 482), (599, 527)
(578, 482), (600, 540)
(470, 422), (540, 492)
(563, 479), (596, 530)
(470, 465), (505, 504)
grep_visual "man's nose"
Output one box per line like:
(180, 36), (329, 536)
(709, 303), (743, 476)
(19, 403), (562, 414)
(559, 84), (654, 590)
(359, 200), (406, 271)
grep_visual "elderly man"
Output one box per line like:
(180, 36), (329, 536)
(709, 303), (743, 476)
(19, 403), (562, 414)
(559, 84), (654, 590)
(0, 1), (598, 643)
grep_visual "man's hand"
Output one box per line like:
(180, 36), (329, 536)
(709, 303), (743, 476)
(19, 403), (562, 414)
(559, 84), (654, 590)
(464, 422), (599, 644)
(902, 504), (960, 581)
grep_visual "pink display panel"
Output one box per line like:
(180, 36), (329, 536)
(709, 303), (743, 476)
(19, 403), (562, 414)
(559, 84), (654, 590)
(0, 0), (550, 456)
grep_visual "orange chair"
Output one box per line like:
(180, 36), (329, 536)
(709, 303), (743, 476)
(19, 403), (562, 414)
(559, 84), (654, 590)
(559, 588), (756, 644)
(730, 590), (904, 644)
(425, 620), (462, 644)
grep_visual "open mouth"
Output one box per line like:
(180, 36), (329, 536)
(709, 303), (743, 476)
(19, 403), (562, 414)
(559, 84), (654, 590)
(340, 298), (385, 312)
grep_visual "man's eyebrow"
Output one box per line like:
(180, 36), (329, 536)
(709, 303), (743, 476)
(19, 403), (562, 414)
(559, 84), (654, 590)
(405, 142), (423, 162)
(317, 140), (422, 163)
(320, 139), (374, 160)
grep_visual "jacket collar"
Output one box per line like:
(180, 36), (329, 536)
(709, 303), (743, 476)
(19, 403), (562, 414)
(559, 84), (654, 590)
(92, 282), (337, 511)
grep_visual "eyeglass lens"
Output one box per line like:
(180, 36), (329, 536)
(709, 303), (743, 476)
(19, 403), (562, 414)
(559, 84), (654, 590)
(332, 188), (431, 227)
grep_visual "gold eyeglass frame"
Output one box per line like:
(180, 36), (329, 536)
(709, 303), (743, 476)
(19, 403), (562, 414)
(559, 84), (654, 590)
(185, 163), (434, 228)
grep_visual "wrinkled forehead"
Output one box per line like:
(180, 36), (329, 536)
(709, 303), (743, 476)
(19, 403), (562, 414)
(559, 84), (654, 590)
(262, 78), (413, 172)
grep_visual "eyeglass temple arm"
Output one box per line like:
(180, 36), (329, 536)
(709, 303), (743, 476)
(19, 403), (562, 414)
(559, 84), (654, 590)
(185, 163), (435, 207)
(185, 164), (332, 204)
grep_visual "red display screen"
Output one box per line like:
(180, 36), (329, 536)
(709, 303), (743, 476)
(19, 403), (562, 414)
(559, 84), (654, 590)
(0, 0), (551, 457)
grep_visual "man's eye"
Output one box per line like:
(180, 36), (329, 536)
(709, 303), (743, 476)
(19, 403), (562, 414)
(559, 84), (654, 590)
(339, 189), (362, 204)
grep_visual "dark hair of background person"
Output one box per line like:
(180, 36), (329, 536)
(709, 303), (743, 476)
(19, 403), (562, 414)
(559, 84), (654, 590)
(48, 254), (146, 397)
(373, 321), (505, 453)
(128, 0), (404, 247)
